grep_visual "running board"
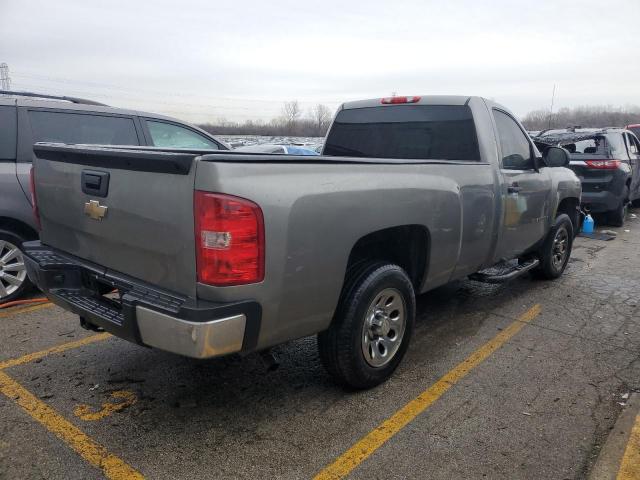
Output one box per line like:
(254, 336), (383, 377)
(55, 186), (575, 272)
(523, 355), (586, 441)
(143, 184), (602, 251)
(469, 258), (540, 284)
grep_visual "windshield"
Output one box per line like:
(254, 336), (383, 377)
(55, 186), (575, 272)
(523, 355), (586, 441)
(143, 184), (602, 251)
(323, 105), (480, 161)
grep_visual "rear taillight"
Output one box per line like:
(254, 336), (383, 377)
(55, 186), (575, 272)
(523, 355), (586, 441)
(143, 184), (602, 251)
(194, 191), (264, 286)
(585, 159), (621, 169)
(381, 96), (421, 104)
(29, 167), (41, 230)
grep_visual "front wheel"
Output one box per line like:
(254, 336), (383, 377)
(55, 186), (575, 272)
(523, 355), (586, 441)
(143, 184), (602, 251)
(532, 214), (573, 280)
(318, 262), (415, 389)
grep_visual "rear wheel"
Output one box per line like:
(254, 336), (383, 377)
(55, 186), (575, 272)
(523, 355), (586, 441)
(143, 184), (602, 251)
(0, 230), (32, 303)
(607, 186), (629, 227)
(532, 214), (573, 280)
(318, 262), (415, 389)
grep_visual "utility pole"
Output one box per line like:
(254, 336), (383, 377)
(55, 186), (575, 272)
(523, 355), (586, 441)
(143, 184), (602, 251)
(547, 84), (556, 129)
(0, 63), (11, 90)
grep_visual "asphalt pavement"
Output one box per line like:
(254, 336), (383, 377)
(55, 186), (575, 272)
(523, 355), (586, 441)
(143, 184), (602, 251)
(1, 211), (639, 480)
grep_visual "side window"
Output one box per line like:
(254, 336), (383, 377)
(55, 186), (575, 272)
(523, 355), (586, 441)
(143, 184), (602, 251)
(626, 133), (638, 155)
(632, 135), (640, 155)
(145, 120), (219, 149)
(28, 111), (139, 145)
(0, 105), (17, 160)
(493, 110), (533, 170)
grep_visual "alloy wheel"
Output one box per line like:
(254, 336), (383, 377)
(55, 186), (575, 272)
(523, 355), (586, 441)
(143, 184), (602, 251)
(0, 240), (27, 300)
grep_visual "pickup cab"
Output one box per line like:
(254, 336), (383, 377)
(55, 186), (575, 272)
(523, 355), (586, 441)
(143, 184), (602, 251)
(24, 95), (581, 389)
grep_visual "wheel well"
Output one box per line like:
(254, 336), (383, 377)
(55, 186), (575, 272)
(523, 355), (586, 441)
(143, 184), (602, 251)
(556, 198), (580, 232)
(345, 225), (429, 290)
(0, 217), (39, 241)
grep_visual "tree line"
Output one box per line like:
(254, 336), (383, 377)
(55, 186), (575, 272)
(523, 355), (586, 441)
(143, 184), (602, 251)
(521, 105), (640, 131)
(197, 100), (640, 137)
(199, 101), (333, 138)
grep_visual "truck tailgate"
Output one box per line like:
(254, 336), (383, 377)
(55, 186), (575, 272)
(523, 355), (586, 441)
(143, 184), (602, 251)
(33, 144), (198, 296)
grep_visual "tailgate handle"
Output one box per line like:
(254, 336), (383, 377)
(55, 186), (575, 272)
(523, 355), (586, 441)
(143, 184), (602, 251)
(81, 170), (110, 198)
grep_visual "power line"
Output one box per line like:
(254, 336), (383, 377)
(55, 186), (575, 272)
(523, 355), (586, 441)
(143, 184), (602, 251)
(9, 70), (343, 123)
(12, 72), (342, 106)
(11, 79), (342, 122)
(11, 81), (283, 119)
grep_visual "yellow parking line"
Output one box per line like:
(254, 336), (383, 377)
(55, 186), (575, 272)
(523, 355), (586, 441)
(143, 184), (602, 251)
(0, 371), (143, 479)
(617, 413), (640, 480)
(314, 304), (542, 480)
(0, 302), (53, 319)
(0, 332), (111, 370)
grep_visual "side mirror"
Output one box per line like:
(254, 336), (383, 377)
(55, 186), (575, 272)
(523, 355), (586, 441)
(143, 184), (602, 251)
(543, 146), (570, 168)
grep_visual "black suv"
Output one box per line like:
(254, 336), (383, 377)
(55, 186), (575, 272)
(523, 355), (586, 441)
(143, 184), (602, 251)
(533, 128), (640, 227)
(0, 90), (227, 303)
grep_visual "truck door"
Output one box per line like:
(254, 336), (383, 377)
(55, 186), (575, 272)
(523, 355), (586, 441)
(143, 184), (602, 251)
(493, 109), (551, 259)
(624, 132), (640, 201)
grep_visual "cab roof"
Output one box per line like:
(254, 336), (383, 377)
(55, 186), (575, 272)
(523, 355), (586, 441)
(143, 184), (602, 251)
(340, 95), (474, 110)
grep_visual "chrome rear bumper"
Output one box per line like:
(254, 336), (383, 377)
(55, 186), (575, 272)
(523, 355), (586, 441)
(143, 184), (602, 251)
(136, 307), (246, 358)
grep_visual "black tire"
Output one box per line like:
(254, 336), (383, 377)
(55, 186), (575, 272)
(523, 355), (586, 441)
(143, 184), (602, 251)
(532, 214), (573, 280)
(0, 229), (33, 304)
(607, 186), (629, 227)
(318, 262), (415, 389)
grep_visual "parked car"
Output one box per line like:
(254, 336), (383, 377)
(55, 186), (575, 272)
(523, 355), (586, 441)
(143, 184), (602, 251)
(234, 144), (319, 155)
(24, 95), (581, 389)
(0, 90), (227, 303)
(533, 128), (640, 226)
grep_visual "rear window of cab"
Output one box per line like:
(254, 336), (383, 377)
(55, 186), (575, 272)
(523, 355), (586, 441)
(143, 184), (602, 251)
(323, 105), (480, 161)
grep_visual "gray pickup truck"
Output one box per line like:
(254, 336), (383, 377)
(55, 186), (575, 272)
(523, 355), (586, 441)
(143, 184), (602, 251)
(24, 95), (581, 389)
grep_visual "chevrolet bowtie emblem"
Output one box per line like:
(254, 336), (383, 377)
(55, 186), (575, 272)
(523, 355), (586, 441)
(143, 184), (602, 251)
(84, 200), (108, 220)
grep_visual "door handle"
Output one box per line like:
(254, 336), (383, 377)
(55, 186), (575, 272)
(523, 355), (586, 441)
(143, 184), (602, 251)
(507, 183), (521, 194)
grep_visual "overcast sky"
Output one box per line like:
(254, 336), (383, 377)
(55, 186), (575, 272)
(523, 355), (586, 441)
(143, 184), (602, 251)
(1, 0), (638, 123)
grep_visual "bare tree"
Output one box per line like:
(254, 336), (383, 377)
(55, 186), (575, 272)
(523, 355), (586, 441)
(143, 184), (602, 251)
(310, 104), (332, 135)
(282, 100), (301, 123)
(198, 101), (333, 137)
